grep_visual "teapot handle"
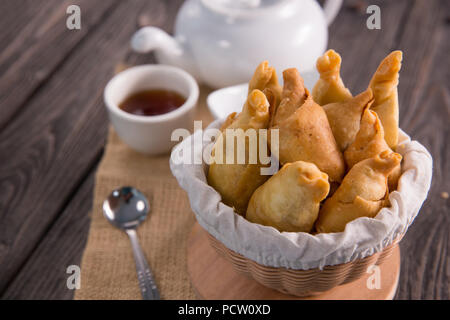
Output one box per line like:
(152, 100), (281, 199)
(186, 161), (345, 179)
(322, 0), (343, 25)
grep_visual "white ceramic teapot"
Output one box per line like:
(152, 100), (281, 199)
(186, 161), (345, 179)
(131, 0), (342, 88)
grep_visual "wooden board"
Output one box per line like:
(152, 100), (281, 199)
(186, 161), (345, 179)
(188, 223), (400, 300)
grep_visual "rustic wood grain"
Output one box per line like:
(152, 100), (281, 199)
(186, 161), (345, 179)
(0, 0), (119, 131)
(0, 0), (448, 299)
(385, 0), (449, 300)
(328, 0), (410, 94)
(1, 170), (96, 300)
(0, 1), (56, 55)
(0, 0), (184, 297)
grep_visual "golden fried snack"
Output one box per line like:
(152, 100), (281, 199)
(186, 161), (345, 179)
(270, 94), (345, 183)
(322, 88), (374, 151)
(369, 51), (402, 149)
(220, 112), (237, 131)
(262, 88), (278, 128)
(246, 161), (330, 233)
(315, 150), (402, 233)
(208, 89), (271, 215)
(248, 61), (282, 109)
(271, 68), (308, 127)
(312, 49), (352, 105)
(344, 108), (401, 191)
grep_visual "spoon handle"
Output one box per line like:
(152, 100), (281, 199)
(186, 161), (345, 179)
(126, 229), (160, 300)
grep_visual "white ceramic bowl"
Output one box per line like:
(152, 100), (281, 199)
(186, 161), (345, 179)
(104, 65), (199, 154)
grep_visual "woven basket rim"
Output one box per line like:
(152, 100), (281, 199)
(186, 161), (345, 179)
(207, 227), (403, 271)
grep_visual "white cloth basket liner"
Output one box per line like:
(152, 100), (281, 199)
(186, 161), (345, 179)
(170, 119), (433, 269)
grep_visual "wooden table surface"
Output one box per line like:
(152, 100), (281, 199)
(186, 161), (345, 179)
(0, 0), (448, 300)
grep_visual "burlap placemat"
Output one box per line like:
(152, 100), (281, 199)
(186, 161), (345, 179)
(75, 87), (213, 300)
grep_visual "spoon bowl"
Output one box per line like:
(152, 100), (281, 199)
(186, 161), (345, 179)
(103, 186), (149, 229)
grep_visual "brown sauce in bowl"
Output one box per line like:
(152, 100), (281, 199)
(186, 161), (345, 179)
(119, 89), (186, 116)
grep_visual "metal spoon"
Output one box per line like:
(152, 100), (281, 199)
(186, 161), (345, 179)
(103, 186), (160, 300)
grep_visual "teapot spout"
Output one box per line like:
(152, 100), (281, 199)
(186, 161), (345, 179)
(131, 26), (183, 56)
(131, 27), (200, 80)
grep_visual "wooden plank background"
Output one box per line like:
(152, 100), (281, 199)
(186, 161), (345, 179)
(0, 0), (448, 299)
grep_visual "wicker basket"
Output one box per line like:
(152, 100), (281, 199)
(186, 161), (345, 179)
(171, 122), (432, 297)
(207, 231), (401, 297)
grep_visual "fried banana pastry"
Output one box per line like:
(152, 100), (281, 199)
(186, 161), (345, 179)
(220, 112), (237, 131)
(369, 51), (402, 149)
(271, 68), (307, 126)
(316, 150), (402, 233)
(248, 61), (283, 109)
(246, 161), (330, 233)
(345, 108), (401, 191)
(270, 94), (345, 183)
(322, 88), (374, 151)
(312, 49), (352, 105)
(208, 89), (271, 215)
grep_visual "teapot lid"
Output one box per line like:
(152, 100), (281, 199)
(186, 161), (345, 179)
(201, 0), (294, 17)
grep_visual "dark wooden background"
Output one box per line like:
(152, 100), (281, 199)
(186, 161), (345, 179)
(0, 0), (448, 299)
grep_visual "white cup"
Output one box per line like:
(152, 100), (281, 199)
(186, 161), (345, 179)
(104, 65), (199, 155)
